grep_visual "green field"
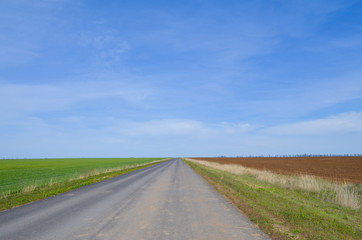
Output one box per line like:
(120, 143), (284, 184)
(0, 158), (163, 196)
(185, 160), (362, 240)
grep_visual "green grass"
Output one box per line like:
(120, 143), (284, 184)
(0, 157), (166, 210)
(0, 158), (162, 194)
(185, 160), (362, 240)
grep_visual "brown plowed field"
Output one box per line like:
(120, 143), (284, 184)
(193, 156), (362, 183)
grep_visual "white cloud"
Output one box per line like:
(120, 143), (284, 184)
(217, 122), (258, 134)
(237, 72), (362, 119)
(106, 119), (258, 138)
(267, 112), (362, 135)
(0, 115), (260, 158)
(0, 80), (154, 121)
(120, 119), (208, 137)
(2, 114), (361, 158)
(80, 29), (129, 67)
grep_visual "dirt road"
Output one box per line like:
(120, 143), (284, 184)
(0, 158), (269, 240)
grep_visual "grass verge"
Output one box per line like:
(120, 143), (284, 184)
(185, 160), (362, 240)
(185, 158), (361, 209)
(0, 160), (168, 212)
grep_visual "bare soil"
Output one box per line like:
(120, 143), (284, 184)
(193, 156), (362, 183)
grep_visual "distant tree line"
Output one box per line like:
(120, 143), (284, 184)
(216, 154), (362, 158)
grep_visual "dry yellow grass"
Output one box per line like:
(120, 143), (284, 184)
(185, 158), (361, 209)
(48, 178), (55, 187)
(0, 190), (10, 200)
(22, 185), (36, 193)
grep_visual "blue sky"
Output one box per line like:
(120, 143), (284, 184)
(1, 0), (362, 158)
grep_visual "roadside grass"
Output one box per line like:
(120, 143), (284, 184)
(185, 159), (361, 209)
(0, 158), (168, 211)
(185, 159), (362, 240)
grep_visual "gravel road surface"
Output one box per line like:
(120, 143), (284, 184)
(0, 158), (270, 240)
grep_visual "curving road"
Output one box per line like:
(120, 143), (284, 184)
(0, 158), (269, 240)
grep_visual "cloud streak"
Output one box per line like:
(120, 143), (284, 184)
(80, 28), (129, 67)
(0, 80), (154, 121)
(267, 112), (362, 135)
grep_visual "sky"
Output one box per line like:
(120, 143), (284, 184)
(1, 0), (362, 158)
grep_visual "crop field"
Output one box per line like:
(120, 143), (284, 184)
(193, 156), (362, 183)
(0, 158), (163, 197)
